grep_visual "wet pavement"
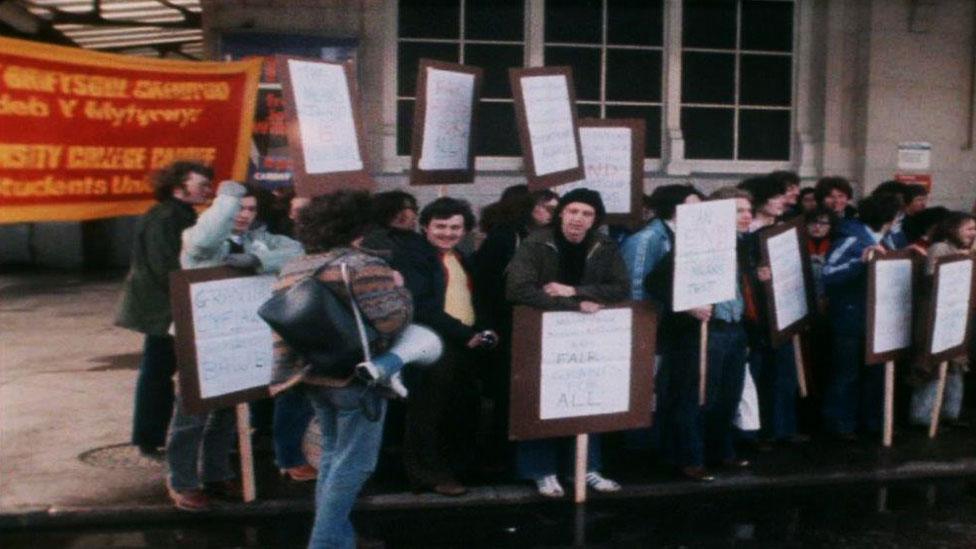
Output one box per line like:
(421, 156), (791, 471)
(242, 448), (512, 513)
(3, 477), (976, 547)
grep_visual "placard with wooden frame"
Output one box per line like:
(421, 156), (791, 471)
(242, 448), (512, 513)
(170, 266), (274, 415)
(865, 248), (921, 364)
(409, 59), (483, 186)
(277, 54), (373, 197)
(509, 66), (585, 191)
(557, 118), (645, 230)
(758, 219), (816, 346)
(919, 253), (975, 366)
(508, 302), (656, 441)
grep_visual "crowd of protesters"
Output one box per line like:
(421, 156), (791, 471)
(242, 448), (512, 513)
(115, 162), (975, 548)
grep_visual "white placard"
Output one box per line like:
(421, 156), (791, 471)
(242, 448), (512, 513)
(556, 127), (632, 214)
(767, 227), (809, 330)
(897, 141), (931, 170)
(672, 200), (738, 311)
(287, 60), (363, 174)
(872, 259), (914, 354)
(521, 75), (579, 176)
(418, 68), (475, 171)
(190, 275), (276, 398)
(539, 308), (632, 420)
(930, 259), (973, 354)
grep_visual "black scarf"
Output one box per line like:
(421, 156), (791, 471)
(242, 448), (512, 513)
(555, 231), (589, 286)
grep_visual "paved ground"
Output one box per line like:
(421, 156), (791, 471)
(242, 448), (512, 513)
(2, 269), (975, 530)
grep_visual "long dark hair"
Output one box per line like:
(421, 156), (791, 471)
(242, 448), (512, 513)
(931, 212), (976, 249)
(296, 191), (373, 252)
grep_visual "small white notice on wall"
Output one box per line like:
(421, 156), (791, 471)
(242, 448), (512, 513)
(897, 142), (931, 170)
(190, 275), (276, 398)
(539, 308), (632, 420)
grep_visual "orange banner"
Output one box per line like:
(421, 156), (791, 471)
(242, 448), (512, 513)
(0, 37), (261, 223)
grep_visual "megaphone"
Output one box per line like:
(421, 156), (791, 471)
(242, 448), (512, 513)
(388, 323), (443, 368)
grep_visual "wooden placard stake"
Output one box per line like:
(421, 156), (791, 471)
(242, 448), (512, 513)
(883, 361), (895, 447)
(699, 320), (708, 406)
(793, 334), (807, 398)
(438, 184), (447, 198)
(235, 403), (257, 502)
(574, 433), (588, 504)
(928, 362), (948, 438)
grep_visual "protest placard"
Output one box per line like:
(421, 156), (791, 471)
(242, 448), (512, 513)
(555, 118), (645, 229)
(170, 267), (274, 414)
(672, 199), (738, 312)
(508, 302), (656, 441)
(278, 55), (372, 196)
(410, 59), (482, 185)
(922, 254), (974, 364)
(509, 67), (584, 190)
(866, 249), (918, 363)
(758, 220), (814, 345)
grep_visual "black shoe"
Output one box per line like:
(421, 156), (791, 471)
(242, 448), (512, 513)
(137, 444), (163, 458)
(720, 458), (751, 468)
(679, 466), (715, 482)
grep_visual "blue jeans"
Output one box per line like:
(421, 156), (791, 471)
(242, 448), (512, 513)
(822, 334), (884, 434)
(704, 324), (748, 463)
(132, 334), (176, 449)
(306, 384), (386, 549)
(657, 336), (703, 468)
(516, 436), (602, 480)
(910, 370), (964, 425)
(749, 340), (798, 440)
(273, 387), (314, 469)
(166, 395), (236, 491)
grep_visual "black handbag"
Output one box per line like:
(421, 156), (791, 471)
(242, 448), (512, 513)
(258, 262), (378, 379)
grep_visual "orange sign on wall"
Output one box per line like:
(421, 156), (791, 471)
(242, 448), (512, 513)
(0, 36), (261, 223)
(894, 173), (932, 192)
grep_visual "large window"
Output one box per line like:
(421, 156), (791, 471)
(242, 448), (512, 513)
(681, 0), (794, 161)
(392, 0), (796, 170)
(544, 0), (664, 158)
(396, 0), (525, 157)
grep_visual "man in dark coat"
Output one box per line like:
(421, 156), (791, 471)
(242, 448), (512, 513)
(115, 161), (213, 456)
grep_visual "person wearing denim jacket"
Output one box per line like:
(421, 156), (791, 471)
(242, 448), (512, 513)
(165, 181), (302, 511)
(821, 194), (900, 438)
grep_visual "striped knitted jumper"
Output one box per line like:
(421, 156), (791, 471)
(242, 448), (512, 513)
(269, 247), (413, 394)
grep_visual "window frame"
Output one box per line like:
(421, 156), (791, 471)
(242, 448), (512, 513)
(384, 0), (804, 176)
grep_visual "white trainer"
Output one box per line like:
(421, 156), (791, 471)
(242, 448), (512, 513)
(585, 471), (621, 493)
(535, 474), (565, 498)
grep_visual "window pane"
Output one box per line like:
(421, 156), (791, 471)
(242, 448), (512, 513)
(544, 46), (601, 102)
(607, 0), (663, 46)
(398, 42), (459, 97)
(682, 107), (734, 159)
(477, 101), (520, 156)
(683, 0), (736, 49)
(397, 99), (414, 156)
(739, 109), (791, 160)
(399, 0), (459, 39)
(577, 103), (601, 119)
(682, 52), (734, 104)
(465, 44), (524, 100)
(740, 54), (791, 106)
(466, 0), (524, 41)
(606, 105), (662, 158)
(544, 0), (602, 43)
(741, 0), (793, 52)
(606, 49), (661, 102)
